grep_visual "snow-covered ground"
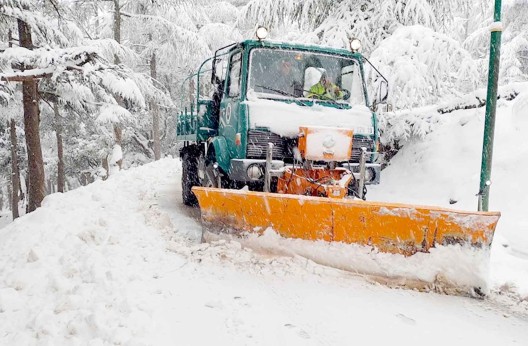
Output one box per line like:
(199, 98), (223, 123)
(0, 155), (527, 345)
(0, 211), (11, 230)
(1, 89), (528, 344)
(370, 90), (528, 300)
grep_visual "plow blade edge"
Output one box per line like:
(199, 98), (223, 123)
(192, 187), (500, 256)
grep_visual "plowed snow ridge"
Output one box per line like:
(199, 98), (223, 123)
(0, 158), (527, 345)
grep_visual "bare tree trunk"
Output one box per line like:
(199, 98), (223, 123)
(102, 156), (110, 180)
(53, 102), (65, 192)
(150, 51), (161, 160)
(8, 30), (20, 219)
(7, 185), (12, 212)
(24, 174), (29, 213)
(18, 19), (45, 213)
(113, 124), (123, 150)
(93, 2), (100, 38)
(113, 0), (121, 63)
(113, 123), (123, 170)
(9, 119), (20, 219)
(8, 29), (12, 49)
(19, 173), (25, 204)
(112, 0), (123, 171)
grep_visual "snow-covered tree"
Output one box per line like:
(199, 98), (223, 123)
(369, 25), (479, 108)
(0, 0), (165, 211)
(240, 0), (490, 107)
(500, 0), (528, 83)
(315, 0), (438, 53)
(1, 0), (526, 219)
(241, 0), (441, 51)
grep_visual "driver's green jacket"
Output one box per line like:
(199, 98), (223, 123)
(308, 82), (344, 100)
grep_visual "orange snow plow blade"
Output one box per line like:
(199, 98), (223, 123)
(192, 187), (500, 256)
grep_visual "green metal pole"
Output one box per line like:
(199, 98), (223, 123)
(478, 0), (503, 212)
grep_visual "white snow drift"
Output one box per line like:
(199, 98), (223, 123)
(1, 87), (528, 345)
(0, 156), (527, 345)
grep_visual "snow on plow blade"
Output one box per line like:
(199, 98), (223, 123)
(192, 187), (501, 294)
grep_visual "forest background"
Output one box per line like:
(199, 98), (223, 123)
(0, 0), (527, 219)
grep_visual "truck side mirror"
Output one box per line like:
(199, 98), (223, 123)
(363, 57), (389, 108)
(376, 80), (389, 104)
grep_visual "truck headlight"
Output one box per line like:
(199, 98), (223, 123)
(350, 38), (361, 52)
(256, 27), (269, 40)
(247, 164), (264, 181)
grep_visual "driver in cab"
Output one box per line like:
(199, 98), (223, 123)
(307, 72), (344, 101)
(274, 59), (304, 97)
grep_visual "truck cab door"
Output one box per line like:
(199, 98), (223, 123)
(219, 50), (243, 160)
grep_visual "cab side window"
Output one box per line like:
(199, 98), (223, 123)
(228, 52), (242, 98)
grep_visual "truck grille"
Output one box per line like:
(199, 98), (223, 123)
(247, 130), (286, 159)
(247, 130), (375, 163)
(351, 136), (375, 162)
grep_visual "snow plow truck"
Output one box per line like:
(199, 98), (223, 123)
(176, 29), (500, 295)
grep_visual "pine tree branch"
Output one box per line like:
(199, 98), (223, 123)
(0, 50), (98, 82)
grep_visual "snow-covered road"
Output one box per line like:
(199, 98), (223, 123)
(1, 158), (526, 345)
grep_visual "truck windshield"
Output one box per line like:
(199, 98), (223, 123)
(248, 48), (366, 105)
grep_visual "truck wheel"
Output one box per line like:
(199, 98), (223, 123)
(182, 150), (199, 206)
(198, 148), (226, 188)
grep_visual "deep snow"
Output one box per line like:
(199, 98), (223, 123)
(0, 211), (11, 230)
(0, 157), (527, 345)
(370, 90), (528, 300)
(1, 87), (528, 345)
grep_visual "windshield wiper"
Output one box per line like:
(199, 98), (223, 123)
(255, 85), (311, 106)
(255, 85), (298, 98)
(303, 93), (350, 109)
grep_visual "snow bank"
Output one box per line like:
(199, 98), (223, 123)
(207, 229), (492, 296)
(0, 159), (526, 345)
(370, 85), (528, 300)
(0, 211), (11, 230)
(0, 161), (181, 344)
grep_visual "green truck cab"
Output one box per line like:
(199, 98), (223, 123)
(177, 39), (386, 206)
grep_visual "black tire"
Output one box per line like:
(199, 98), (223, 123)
(198, 148), (227, 188)
(182, 149), (199, 207)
